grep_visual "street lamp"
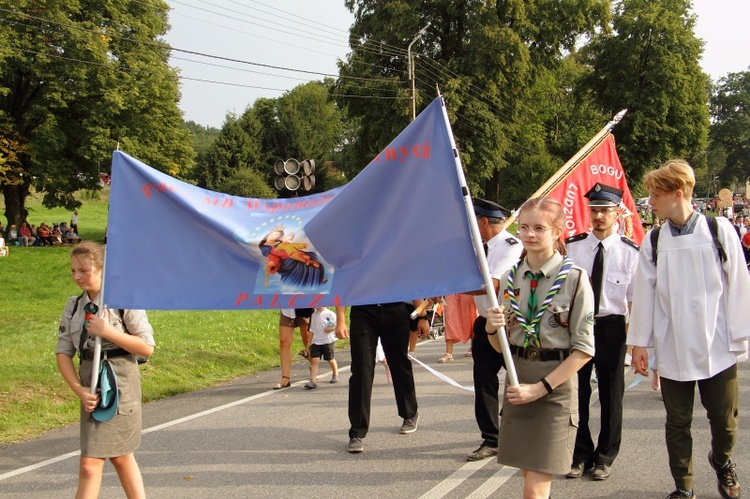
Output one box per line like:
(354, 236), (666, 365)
(408, 24), (429, 121)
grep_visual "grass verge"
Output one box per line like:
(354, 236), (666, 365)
(0, 189), (343, 444)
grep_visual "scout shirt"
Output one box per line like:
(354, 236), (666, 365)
(628, 214), (750, 381)
(57, 293), (155, 357)
(499, 252), (595, 356)
(565, 232), (639, 318)
(475, 229), (523, 317)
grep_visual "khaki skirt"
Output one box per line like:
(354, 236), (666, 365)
(78, 355), (142, 458)
(496, 356), (579, 475)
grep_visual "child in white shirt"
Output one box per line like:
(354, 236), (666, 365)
(305, 307), (339, 389)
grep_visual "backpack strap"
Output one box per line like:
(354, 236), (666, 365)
(704, 215), (727, 263)
(651, 215), (727, 265)
(70, 292), (85, 318)
(650, 225), (661, 265)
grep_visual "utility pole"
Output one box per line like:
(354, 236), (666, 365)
(408, 24), (429, 122)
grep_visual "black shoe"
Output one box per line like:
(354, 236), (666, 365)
(666, 490), (695, 499)
(709, 451), (741, 499)
(347, 437), (363, 453)
(566, 461), (593, 479)
(592, 463), (612, 480)
(467, 444), (498, 461)
(400, 414), (419, 434)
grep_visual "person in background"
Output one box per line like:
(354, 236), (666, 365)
(7, 224), (19, 246)
(70, 210), (79, 235)
(273, 308), (312, 389)
(629, 159), (750, 499)
(304, 307), (339, 389)
(565, 183), (639, 481)
(56, 241), (155, 498)
(0, 233), (8, 257)
(437, 294), (476, 363)
(19, 222), (36, 246)
(466, 198), (523, 462)
(485, 196), (594, 499)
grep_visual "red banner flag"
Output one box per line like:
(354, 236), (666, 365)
(547, 135), (644, 244)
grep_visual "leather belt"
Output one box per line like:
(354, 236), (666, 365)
(509, 344), (571, 362)
(81, 348), (132, 361)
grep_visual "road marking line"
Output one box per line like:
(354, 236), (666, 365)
(418, 459), (493, 498)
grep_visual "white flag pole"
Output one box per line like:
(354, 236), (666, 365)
(438, 96), (520, 387)
(88, 234), (109, 394)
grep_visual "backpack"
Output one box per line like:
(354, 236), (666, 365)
(650, 214), (727, 265)
(71, 293), (148, 364)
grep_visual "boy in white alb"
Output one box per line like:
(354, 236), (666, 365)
(629, 159), (750, 499)
(305, 307), (339, 389)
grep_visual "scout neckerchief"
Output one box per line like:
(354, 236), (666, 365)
(506, 257), (573, 348)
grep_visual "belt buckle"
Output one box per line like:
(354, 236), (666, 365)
(526, 345), (540, 361)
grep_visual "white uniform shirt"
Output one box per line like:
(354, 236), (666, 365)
(628, 216), (750, 381)
(566, 232), (638, 318)
(474, 229), (523, 317)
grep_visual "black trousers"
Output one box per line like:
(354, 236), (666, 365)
(348, 303), (418, 439)
(472, 316), (505, 448)
(573, 315), (627, 466)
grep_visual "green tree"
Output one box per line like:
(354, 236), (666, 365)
(579, 0), (710, 183)
(709, 70), (750, 183)
(0, 0), (193, 227)
(336, 0), (609, 205)
(193, 109), (265, 191)
(185, 121), (220, 162)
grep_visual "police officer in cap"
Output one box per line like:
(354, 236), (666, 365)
(565, 182), (639, 480)
(466, 197), (523, 461)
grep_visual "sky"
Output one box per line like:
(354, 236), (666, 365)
(163, 0), (750, 129)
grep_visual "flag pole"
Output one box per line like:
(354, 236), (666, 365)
(438, 95), (520, 387)
(88, 248), (108, 395)
(502, 109), (627, 230)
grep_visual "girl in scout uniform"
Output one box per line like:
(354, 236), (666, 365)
(486, 197), (595, 499)
(56, 241), (155, 498)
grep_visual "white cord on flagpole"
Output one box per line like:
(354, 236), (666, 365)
(437, 96), (520, 387)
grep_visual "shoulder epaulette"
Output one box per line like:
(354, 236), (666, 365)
(506, 237), (519, 245)
(620, 235), (639, 251)
(565, 233), (588, 244)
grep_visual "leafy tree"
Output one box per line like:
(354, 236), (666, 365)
(197, 81), (345, 198)
(709, 70), (750, 183)
(193, 109), (264, 191)
(336, 0), (610, 205)
(579, 0), (710, 183)
(185, 121), (220, 162)
(0, 0), (193, 227)
(216, 167), (275, 199)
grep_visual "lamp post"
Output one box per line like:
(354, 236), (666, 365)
(408, 24), (429, 121)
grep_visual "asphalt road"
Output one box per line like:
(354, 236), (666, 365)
(1, 337), (748, 498)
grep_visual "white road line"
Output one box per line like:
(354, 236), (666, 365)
(0, 366), (354, 482)
(466, 465), (518, 499)
(418, 459), (494, 499)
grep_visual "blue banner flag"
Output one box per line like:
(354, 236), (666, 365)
(104, 97), (484, 310)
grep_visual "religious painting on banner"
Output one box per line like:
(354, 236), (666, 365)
(547, 135), (644, 244)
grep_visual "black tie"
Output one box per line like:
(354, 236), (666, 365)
(483, 243), (489, 256)
(592, 242), (604, 316)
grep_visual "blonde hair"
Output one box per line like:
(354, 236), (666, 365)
(518, 196), (567, 255)
(70, 241), (104, 270)
(642, 159), (695, 198)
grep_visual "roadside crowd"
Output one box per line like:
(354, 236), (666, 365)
(0, 211), (80, 256)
